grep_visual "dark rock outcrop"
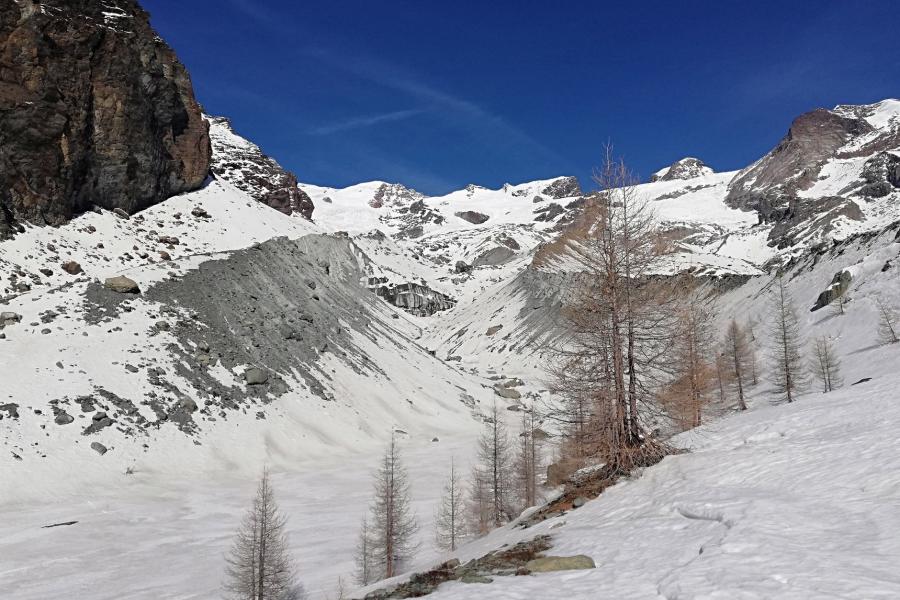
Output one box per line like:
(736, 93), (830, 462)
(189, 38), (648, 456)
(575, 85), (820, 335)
(541, 176), (582, 199)
(650, 157), (713, 182)
(372, 281), (456, 316)
(455, 210), (490, 225)
(860, 152), (900, 198)
(811, 269), (852, 311)
(207, 116), (313, 219)
(0, 0), (211, 238)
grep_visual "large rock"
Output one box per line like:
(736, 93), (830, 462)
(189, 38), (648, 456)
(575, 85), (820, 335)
(473, 246), (515, 267)
(494, 385), (521, 400)
(455, 210), (490, 225)
(0, 0), (211, 238)
(811, 269), (852, 311)
(525, 555), (596, 572)
(0, 312), (23, 329)
(104, 276), (140, 294)
(244, 367), (269, 385)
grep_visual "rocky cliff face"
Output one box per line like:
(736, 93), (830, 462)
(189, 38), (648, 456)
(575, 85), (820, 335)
(207, 116), (314, 220)
(723, 100), (900, 247)
(0, 0), (211, 238)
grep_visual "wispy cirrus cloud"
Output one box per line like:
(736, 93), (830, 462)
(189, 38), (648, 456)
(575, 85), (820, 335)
(308, 108), (428, 136)
(303, 48), (574, 170)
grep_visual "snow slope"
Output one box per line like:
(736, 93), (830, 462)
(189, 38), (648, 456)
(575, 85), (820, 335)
(367, 223), (900, 600)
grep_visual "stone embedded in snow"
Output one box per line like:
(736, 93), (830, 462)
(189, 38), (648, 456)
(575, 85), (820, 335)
(473, 246), (515, 267)
(525, 555), (596, 572)
(572, 496), (588, 508)
(54, 412), (74, 425)
(0, 312), (22, 329)
(455, 210), (490, 225)
(104, 276), (140, 294)
(244, 367), (269, 385)
(113, 208), (130, 220)
(90, 442), (108, 455)
(61, 260), (83, 275)
(494, 385), (521, 400)
(454, 261), (472, 274)
(486, 324), (503, 336)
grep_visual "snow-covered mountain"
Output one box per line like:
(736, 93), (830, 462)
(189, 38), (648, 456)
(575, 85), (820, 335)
(2, 4), (900, 594)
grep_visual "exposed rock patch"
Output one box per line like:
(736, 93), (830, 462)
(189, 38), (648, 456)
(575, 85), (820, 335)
(0, 0), (211, 238)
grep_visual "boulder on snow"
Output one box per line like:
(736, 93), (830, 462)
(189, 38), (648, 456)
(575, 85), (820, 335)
(473, 246), (515, 267)
(104, 276), (140, 294)
(90, 442), (108, 455)
(54, 411), (74, 425)
(811, 269), (852, 311)
(0, 312), (23, 329)
(61, 261), (83, 275)
(455, 210), (490, 225)
(494, 385), (521, 400)
(525, 555), (595, 572)
(486, 324), (503, 336)
(454, 260), (472, 274)
(244, 367), (269, 385)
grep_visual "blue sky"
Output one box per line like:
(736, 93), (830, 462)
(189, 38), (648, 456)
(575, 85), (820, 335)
(143, 0), (899, 195)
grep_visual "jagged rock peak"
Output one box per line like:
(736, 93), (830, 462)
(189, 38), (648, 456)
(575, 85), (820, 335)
(207, 116), (313, 219)
(0, 0), (211, 238)
(650, 158), (714, 182)
(370, 183), (425, 208)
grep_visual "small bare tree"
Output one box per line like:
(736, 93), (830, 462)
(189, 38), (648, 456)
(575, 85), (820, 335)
(659, 290), (716, 429)
(723, 319), (754, 410)
(357, 435), (419, 582)
(875, 295), (899, 344)
(515, 409), (540, 510)
(354, 517), (374, 586)
(434, 459), (466, 552)
(224, 469), (298, 600)
(472, 401), (514, 529)
(465, 464), (493, 537)
(811, 336), (842, 393)
(768, 274), (808, 403)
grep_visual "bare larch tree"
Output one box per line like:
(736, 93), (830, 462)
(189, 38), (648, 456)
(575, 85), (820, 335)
(768, 274), (808, 403)
(354, 517), (374, 586)
(550, 143), (676, 471)
(811, 336), (842, 393)
(515, 409), (540, 509)
(875, 295), (899, 344)
(659, 288), (716, 430)
(434, 459), (466, 552)
(357, 435), (418, 582)
(723, 319), (755, 410)
(224, 469), (297, 600)
(470, 401), (514, 530)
